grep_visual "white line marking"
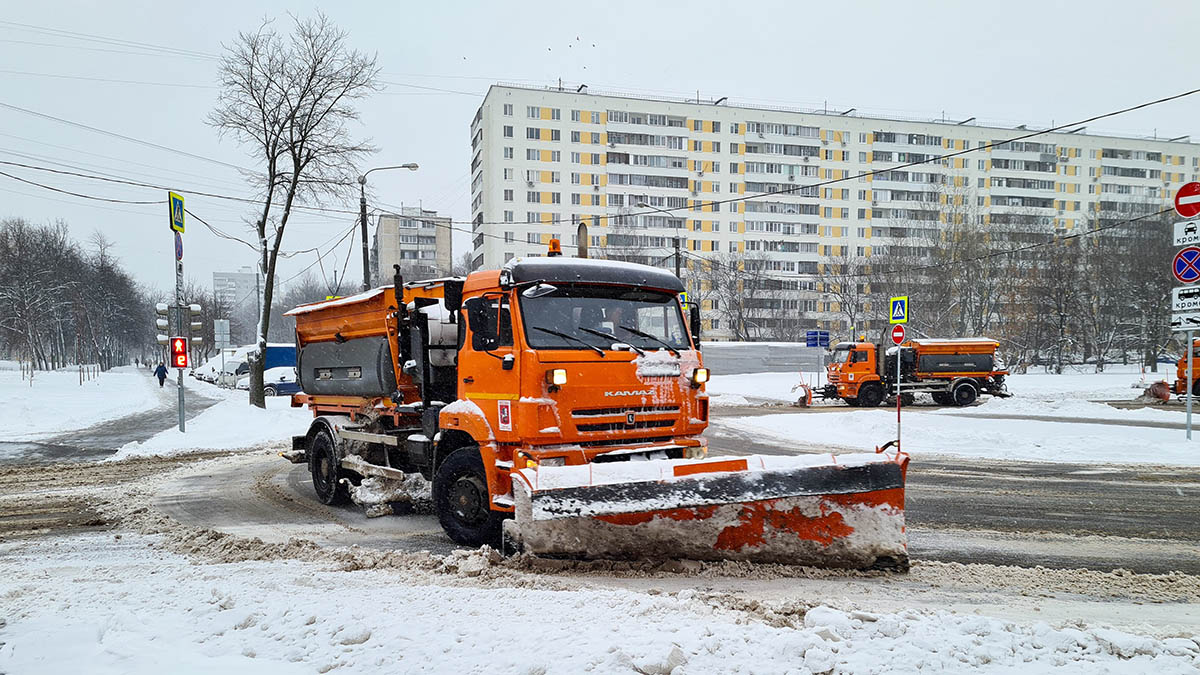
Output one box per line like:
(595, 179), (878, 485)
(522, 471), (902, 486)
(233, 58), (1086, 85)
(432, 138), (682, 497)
(1179, 194), (1200, 206)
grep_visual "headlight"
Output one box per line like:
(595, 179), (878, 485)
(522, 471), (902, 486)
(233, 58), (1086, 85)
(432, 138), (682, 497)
(546, 368), (567, 386)
(691, 367), (709, 385)
(540, 457), (566, 467)
(683, 446), (707, 459)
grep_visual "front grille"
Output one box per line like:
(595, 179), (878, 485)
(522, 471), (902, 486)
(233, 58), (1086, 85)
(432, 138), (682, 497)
(571, 405), (679, 418)
(575, 419), (676, 433)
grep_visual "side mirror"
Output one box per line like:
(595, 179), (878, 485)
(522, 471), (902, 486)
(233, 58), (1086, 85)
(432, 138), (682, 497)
(443, 279), (464, 313)
(465, 297), (498, 351)
(521, 283), (558, 299)
(688, 302), (701, 346)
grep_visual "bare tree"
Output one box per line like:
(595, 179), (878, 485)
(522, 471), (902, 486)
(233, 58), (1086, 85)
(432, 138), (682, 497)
(450, 251), (476, 276)
(210, 13), (380, 407)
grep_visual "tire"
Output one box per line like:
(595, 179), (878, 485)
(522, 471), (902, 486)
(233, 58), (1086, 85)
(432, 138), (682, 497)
(900, 393), (915, 407)
(931, 391), (953, 406)
(857, 383), (884, 408)
(433, 447), (507, 547)
(843, 397), (859, 407)
(310, 428), (350, 505)
(264, 385), (278, 397)
(952, 382), (978, 407)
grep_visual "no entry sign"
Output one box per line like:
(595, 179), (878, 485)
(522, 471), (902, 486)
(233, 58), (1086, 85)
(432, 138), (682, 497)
(890, 324), (906, 345)
(1176, 182), (1200, 219)
(1174, 247), (1200, 284)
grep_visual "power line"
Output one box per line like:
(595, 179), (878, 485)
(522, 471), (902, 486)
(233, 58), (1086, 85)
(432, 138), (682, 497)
(0, 69), (217, 88)
(0, 102), (247, 171)
(0, 169), (162, 204)
(0, 20), (219, 60)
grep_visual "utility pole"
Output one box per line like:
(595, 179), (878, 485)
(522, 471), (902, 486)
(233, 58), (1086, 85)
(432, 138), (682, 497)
(674, 236), (681, 278)
(358, 163), (420, 292)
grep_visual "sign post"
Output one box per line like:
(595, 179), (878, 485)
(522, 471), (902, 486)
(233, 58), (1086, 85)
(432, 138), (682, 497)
(1172, 183), (1200, 440)
(889, 297), (908, 449)
(169, 191), (186, 433)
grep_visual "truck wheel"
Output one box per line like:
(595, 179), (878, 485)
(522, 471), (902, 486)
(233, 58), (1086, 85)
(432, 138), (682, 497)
(310, 428), (350, 505)
(931, 391), (953, 406)
(434, 447), (507, 548)
(952, 382), (978, 407)
(858, 384), (884, 408)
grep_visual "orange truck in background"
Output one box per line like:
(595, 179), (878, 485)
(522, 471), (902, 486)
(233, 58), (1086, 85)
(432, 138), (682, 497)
(281, 251), (912, 570)
(823, 338), (1010, 407)
(1173, 338), (1200, 396)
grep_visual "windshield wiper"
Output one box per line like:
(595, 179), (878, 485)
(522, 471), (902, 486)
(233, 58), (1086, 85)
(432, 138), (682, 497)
(578, 326), (645, 356)
(617, 325), (679, 357)
(530, 326), (604, 356)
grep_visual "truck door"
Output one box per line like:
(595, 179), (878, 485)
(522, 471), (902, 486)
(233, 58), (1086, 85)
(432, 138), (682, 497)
(461, 294), (519, 440)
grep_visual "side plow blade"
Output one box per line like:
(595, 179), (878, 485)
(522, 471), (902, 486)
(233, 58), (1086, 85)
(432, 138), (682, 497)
(507, 452), (910, 571)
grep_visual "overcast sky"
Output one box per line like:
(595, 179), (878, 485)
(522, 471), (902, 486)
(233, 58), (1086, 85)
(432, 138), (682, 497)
(2, 1), (1198, 295)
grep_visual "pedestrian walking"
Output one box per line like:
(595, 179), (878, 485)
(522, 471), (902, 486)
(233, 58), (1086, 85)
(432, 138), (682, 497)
(154, 362), (168, 388)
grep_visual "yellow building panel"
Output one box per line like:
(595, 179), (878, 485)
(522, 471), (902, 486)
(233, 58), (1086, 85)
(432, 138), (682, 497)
(540, 213), (553, 224)
(540, 128), (552, 141)
(540, 170), (552, 183)
(738, 241), (744, 252)
(581, 153), (591, 165)
(702, 221), (712, 233)
(540, 149), (552, 162)
(539, 107), (550, 120)
(540, 232), (551, 243)
(599, 133), (606, 145)
(539, 192), (551, 205)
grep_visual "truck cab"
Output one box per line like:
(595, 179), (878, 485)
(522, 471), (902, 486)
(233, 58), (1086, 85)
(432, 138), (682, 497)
(287, 255), (709, 547)
(825, 341), (884, 405)
(1174, 338), (1200, 396)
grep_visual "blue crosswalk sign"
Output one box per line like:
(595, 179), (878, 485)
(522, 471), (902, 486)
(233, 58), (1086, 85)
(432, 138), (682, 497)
(168, 191), (185, 234)
(889, 296), (908, 324)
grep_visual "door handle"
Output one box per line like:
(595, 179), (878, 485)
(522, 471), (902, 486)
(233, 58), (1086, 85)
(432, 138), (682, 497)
(462, 376), (474, 384)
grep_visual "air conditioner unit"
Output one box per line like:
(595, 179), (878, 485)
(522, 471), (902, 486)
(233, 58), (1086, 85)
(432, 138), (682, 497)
(593, 185), (600, 191)
(697, 170), (704, 176)
(871, 200), (878, 206)
(757, 132), (764, 138)
(803, 156), (810, 162)
(690, 190), (699, 196)
(788, 175), (795, 182)
(608, 141), (616, 148)
(527, 181), (535, 187)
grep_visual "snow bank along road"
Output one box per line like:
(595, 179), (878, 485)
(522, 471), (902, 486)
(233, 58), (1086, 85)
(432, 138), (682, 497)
(3, 451), (1199, 673)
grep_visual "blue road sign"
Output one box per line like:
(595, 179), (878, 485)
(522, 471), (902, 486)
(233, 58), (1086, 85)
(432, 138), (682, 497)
(174, 231), (183, 260)
(1174, 247), (1200, 284)
(805, 330), (830, 347)
(889, 296), (908, 324)
(168, 191), (185, 233)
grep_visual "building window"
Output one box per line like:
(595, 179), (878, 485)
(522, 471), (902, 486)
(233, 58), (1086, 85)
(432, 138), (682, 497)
(526, 149), (538, 160)
(504, 212), (514, 224)
(571, 172), (581, 184)
(590, 132), (601, 144)
(712, 121), (721, 133)
(503, 126), (513, 138)
(730, 162), (739, 173)
(572, 193), (581, 205)
(551, 129), (561, 141)
(504, 146), (513, 159)
(504, 189), (513, 201)
(713, 142), (721, 153)
(571, 131), (580, 143)
(713, 221), (720, 232)
(526, 212), (537, 223)
(550, 171), (560, 183)
(527, 106), (539, 119)
(551, 151), (561, 161)
(527, 191), (539, 202)
(526, 127), (539, 140)
(731, 123), (740, 134)
(590, 153), (601, 164)
(730, 143), (739, 154)
(504, 252), (514, 262)
(729, 182), (738, 192)
(551, 192), (561, 204)
(571, 152), (581, 163)
(550, 108), (561, 120)
(591, 111), (600, 124)
(504, 230), (514, 242)
(503, 104), (513, 116)
(712, 162), (721, 173)
(693, 140), (702, 151)
(503, 168), (514, 180)
(693, 120), (702, 131)
(527, 232), (539, 243)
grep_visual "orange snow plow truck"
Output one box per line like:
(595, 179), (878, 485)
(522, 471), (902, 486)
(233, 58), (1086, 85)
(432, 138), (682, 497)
(823, 338), (1010, 407)
(283, 253), (910, 570)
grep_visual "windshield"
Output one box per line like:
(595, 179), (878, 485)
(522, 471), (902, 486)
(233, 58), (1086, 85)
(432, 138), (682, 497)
(830, 348), (853, 364)
(519, 284), (690, 351)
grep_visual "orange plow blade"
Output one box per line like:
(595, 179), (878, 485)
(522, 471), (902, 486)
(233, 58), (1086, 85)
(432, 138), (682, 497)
(506, 452), (910, 571)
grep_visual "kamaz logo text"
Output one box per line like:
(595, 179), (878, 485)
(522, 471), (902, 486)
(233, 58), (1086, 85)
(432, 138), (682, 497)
(603, 389), (654, 397)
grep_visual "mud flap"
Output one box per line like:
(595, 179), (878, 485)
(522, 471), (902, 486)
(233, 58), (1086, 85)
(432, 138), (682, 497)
(508, 452), (909, 570)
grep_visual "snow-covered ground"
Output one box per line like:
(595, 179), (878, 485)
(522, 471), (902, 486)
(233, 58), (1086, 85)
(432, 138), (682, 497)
(0, 364), (161, 441)
(710, 365), (1200, 465)
(2, 533), (1196, 674)
(109, 396), (311, 461)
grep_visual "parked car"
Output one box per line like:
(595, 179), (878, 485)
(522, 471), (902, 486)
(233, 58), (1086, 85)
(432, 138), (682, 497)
(216, 343), (296, 388)
(192, 357), (221, 383)
(237, 366), (301, 396)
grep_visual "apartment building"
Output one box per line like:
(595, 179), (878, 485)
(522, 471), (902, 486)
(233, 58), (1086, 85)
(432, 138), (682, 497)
(213, 266), (260, 312)
(371, 206), (452, 282)
(470, 83), (1199, 339)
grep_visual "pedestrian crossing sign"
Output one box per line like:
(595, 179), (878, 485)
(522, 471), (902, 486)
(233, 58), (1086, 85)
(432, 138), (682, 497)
(889, 296), (908, 324)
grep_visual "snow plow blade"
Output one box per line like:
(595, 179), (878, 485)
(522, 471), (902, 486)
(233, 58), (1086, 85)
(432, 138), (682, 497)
(507, 451), (909, 571)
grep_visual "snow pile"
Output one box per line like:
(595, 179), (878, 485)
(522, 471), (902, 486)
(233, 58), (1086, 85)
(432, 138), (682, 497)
(1, 533), (1196, 674)
(635, 349), (682, 377)
(707, 371), (819, 404)
(108, 397), (311, 460)
(0, 365), (161, 441)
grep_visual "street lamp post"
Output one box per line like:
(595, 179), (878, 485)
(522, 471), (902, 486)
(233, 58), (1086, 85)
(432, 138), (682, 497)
(358, 163), (419, 291)
(635, 202), (682, 278)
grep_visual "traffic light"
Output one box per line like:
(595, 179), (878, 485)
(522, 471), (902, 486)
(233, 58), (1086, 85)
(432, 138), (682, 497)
(155, 302), (170, 345)
(170, 336), (188, 369)
(188, 304), (204, 345)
